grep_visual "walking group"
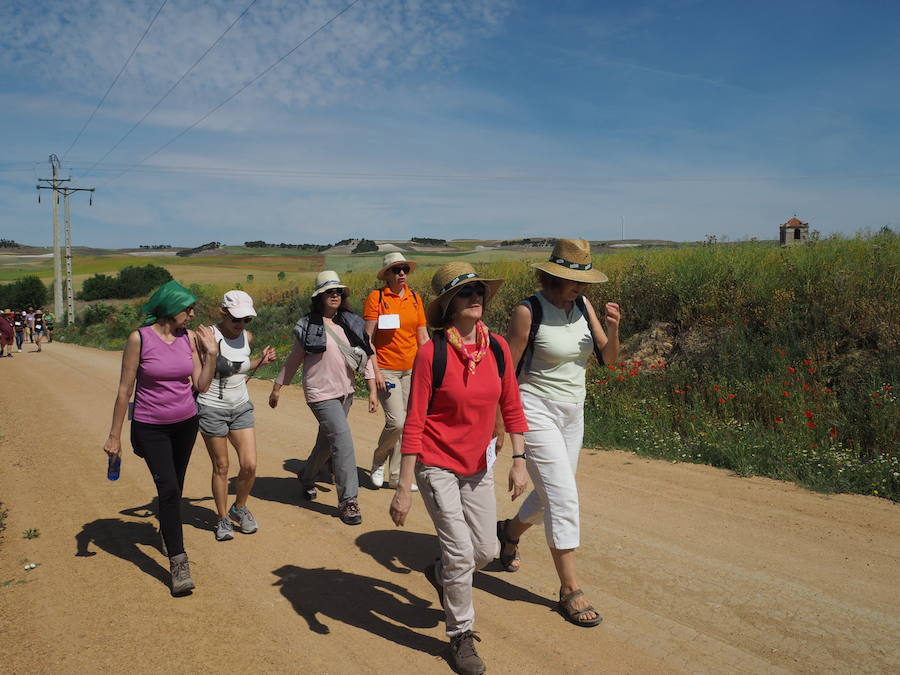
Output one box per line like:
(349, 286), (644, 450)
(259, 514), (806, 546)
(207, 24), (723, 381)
(0, 307), (54, 357)
(102, 239), (620, 675)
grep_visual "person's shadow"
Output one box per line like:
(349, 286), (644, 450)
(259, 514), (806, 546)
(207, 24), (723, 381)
(120, 496), (219, 533)
(74, 518), (169, 587)
(355, 529), (556, 610)
(249, 460), (370, 519)
(272, 564), (447, 659)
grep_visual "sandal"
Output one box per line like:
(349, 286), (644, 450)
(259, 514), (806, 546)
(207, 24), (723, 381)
(558, 589), (602, 627)
(496, 519), (520, 572)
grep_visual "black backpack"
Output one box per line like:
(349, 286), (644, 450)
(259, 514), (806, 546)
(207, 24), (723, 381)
(515, 294), (604, 376)
(429, 329), (506, 411)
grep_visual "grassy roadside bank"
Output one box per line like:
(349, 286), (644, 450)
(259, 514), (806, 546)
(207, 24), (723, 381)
(58, 232), (900, 501)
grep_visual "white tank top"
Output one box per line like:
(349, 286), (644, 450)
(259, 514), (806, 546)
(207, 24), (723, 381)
(196, 325), (252, 409)
(517, 291), (594, 403)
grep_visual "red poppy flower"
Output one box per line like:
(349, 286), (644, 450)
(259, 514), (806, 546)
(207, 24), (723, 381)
(804, 360), (811, 366)
(713, 386), (720, 391)
(872, 393), (881, 399)
(728, 393), (736, 399)
(783, 391), (791, 397)
(774, 417), (783, 423)
(829, 428), (838, 439)
(718, 397), (726, 404)
(788, 366), (796, 373)
(805, 410), (814, 419)
(807, 422), (816, 428)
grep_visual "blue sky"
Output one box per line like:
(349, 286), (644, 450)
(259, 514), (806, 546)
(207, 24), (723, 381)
(1, 0), (898, 247)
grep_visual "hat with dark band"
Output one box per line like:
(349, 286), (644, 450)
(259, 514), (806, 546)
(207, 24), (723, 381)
(425, 262), (504, 327)
(531, 238), (608, 283)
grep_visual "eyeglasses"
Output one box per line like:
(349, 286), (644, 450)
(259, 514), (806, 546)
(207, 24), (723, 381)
(390, 266), (410, 275)
(455, 283), (486, 299)
(227, 313), (253, 324)
(324, 288), (346, 297)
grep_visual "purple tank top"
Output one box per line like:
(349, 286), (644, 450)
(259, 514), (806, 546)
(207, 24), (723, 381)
(133, 325), (197, 424)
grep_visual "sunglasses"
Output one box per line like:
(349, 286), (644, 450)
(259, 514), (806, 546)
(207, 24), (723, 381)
(455, 283), (486, 299)
(324, 288), (346, 297)
(227, 313), (253, 324)
(390, 265), (411, 275)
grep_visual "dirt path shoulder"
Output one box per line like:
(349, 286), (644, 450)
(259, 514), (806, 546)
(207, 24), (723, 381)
(0, 342), (898, 674)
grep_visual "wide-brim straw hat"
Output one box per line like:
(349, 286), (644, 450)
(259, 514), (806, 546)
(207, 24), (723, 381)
(426, 262), (504, 327)
(311, 270), (349, 298)
(531, 238), (608, 283)
(377, 252), (417, 281)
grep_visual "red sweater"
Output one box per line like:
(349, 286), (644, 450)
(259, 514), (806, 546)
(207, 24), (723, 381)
(401, 334), (528, 476)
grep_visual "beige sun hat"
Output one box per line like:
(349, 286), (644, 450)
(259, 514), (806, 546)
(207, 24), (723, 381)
(531, 238), (608, 283)
(311, 270), (349, 298)
(425, 262), (504, 327)
(377, 252), (417, 281)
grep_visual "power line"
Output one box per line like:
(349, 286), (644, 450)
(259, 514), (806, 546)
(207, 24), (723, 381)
(100, 0), (362, 188)
(61, 0), (169, 161)
(77, 0), (260, 180)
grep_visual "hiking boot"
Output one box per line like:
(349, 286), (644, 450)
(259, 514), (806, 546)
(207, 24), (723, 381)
(229, 504), (258, 534)
(215, 517), (234, 541)
(169, 553), (195, 595)
(338, 497), (362, 526)
(370, 462), (385, 489)
(449, 631), (485, 675)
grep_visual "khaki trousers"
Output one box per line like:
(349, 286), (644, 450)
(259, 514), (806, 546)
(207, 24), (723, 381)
(371, 368), (411, 483)
(416, 462), (499, 637)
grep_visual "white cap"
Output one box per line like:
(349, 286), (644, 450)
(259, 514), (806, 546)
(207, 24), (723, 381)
(221, 290), (257, 318)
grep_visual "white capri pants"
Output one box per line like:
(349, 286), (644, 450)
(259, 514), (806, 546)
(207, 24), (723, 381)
(515, 390), (584, 550)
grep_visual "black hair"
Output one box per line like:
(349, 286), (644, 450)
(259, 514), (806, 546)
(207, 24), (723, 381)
(536, 269), (567, 291)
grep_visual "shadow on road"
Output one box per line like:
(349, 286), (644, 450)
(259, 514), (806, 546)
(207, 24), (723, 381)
(272, 564), (447, 660)
(355, 529), (555, 610)
(120, 496), (218, 533)
(247, 459), (368, 519)
(74, 518), (168, 587)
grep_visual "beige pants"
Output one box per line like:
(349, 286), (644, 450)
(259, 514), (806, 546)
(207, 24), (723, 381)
(371, 368), (411, 483)
(416, 462), (499, 637)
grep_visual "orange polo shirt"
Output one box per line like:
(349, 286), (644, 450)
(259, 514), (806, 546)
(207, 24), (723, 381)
(363, 286), (427, 371)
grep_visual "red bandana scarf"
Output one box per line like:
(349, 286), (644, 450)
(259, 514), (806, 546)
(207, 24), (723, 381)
(444, 321), (490, 374)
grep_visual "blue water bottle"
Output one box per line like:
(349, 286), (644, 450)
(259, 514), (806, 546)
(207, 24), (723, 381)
(386, 382), (396, 391)
(107, 455), (121, 481)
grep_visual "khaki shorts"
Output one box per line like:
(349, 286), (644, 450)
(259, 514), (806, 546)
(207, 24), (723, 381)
(198, 400), (255, 437)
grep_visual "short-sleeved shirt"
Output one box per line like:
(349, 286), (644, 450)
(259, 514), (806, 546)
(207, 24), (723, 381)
(363, 286), (426, 371)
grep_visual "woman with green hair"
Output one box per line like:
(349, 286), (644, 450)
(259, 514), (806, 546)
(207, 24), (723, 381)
(103, 280), (218, 596)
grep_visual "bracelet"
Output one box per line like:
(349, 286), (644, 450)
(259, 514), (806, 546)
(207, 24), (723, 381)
(511, 453), (526, 459)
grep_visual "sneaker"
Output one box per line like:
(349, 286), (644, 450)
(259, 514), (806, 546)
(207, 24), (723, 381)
(449, 631), (485, 675)
(229, 504), (258, 534)
(298, 473), (317, 501)
(215, 517), (234, 541)
(338, 497), (362, 526)
(370, 462), (385, 489)
(169, 553), (195, 595)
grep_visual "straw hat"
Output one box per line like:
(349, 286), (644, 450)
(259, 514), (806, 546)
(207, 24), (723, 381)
(531, 238), (608, 283)
(426, 262), (504, 327)
(311, 270), (349, 298)
(377, 252), (417, 281)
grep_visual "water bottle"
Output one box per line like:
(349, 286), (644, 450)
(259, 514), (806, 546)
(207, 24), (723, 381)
(107, 455), (121, 481)
(386, 382), (396, 391)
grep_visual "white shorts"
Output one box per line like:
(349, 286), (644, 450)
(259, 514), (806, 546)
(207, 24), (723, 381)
(515, 390), (585, 549)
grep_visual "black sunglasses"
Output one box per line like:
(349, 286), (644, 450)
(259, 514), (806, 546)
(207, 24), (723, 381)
(324, 288), (346, 297)
(390, 265), (411, 275)
(227, 313), (253, 324)
(455, 283), (486, 299)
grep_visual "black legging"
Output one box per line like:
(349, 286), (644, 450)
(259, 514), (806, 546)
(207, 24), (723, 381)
(131, 416), (199, 557)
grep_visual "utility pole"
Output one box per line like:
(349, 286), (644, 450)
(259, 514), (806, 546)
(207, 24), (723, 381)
(37, 155), (94, 324)
(59, 186), (95, 324)
(36, 155), (68, 318)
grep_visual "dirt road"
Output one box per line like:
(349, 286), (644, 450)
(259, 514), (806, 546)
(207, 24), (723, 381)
(1, 342), (898, 674)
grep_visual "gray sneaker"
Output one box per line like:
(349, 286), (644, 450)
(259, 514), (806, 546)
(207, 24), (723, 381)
(229, 504), (258, 534)
(215, 517), (234, 541)
(450, 631), (485, 675)
(169, 553), (195, 595)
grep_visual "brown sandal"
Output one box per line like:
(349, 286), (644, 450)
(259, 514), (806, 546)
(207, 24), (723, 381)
(558, 589), (602, 627)
(496, 519), (520, 572)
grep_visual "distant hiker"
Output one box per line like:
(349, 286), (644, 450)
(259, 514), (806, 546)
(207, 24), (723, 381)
(13, 311), (26, 352)
(496, 238), (619, 628)
(103, 280), (218, 596)
(0, 310), (14, 357)
(363, 252), (428, 490)
(32, 309), (46, 352)
(197, 290), (275, 542)
(44, 311), (55, 342)
(25, 307), (34, 343)
(390, 262), (528, 675)
(268, 271), (377, 526)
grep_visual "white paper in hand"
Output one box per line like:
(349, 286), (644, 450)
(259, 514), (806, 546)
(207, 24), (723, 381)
(485, 437), (497, 471)
(378, 314), (401, 329)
